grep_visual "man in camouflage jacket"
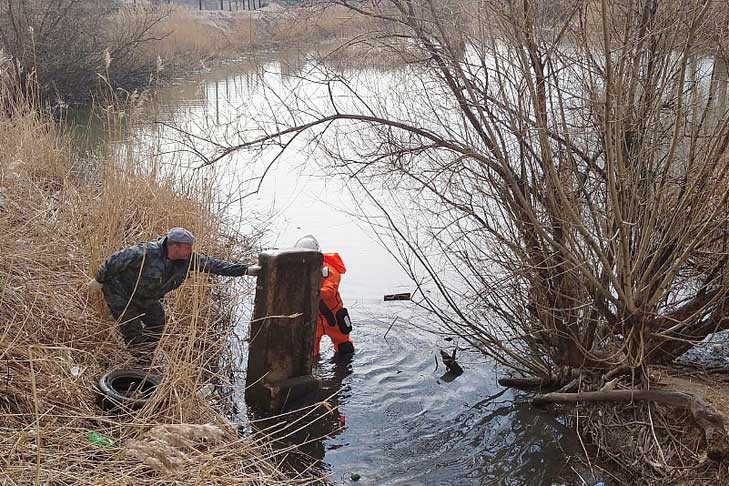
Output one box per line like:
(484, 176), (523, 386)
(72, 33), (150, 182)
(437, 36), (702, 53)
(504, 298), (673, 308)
(88, 227), (258, 354)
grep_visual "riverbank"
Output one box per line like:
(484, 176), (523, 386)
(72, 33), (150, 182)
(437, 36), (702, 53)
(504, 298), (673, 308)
(6, 2), (729, 482)
(0, 85), (321, 483)
(150, 3), (403, 69)
(0, 2), (394, 105)
(570, 364), (729, 485)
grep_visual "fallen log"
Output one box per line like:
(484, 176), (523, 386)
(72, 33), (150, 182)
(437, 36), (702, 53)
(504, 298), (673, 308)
(498, 377), (562, 391)
(533, 389), (729, 461)
(501, 367), (632, 393)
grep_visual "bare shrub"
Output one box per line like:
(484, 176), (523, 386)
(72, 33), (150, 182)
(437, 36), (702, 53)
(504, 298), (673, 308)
(195, 0), (729, 382)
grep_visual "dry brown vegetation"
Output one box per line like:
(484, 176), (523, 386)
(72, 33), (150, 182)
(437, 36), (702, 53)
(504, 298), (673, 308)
(577, 368), (729, 484)
(0, 76), (323, 483)
(267, 4), (380, 46)
(145, 3), (396, 62)
(134, 8), (262, 66)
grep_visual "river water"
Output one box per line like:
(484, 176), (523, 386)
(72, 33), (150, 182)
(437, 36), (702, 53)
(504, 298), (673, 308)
(99, 54), (593, 485)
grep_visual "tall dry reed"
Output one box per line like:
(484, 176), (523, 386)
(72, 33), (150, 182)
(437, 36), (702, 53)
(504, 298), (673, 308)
(0, 73), (326, 484)
(114, 5), (262, 70)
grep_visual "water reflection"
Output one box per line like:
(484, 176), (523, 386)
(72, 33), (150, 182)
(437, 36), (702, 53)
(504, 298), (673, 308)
(304, 353), (355, 463)
(245, 352), (353, 477)
(277, 49), (309, 81)
(252, 303), (586, 486)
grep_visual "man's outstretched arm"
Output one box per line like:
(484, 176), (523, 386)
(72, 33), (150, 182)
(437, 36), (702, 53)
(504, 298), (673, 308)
(192, 253), (258, 277)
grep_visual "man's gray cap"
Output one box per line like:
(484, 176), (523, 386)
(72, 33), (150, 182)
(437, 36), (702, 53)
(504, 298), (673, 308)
(167, 227), (195, 244)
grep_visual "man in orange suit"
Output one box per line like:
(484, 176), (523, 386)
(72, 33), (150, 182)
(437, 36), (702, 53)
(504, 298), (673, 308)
(295, 235), (354, 356)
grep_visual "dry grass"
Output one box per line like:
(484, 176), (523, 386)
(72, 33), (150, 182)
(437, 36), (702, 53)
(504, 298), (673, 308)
(28, 2), (417, 101)
(581, 401), (729, 485)
(0, 75), (324, 484)
(265, 4), (426, 69)
(97, 4), (264, 90)
(124, 424), (226, 474)
(125, 3), (391, 62)
(268, 4), (380, 47)
(567, 368), (729, 485)
(138, 7), (261, 65)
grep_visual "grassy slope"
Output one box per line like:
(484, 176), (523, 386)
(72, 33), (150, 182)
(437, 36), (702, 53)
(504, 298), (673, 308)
(0, 88), (320, 484)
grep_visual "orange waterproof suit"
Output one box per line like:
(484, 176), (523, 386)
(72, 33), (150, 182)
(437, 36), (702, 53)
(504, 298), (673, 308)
(314, 253), (354, 356)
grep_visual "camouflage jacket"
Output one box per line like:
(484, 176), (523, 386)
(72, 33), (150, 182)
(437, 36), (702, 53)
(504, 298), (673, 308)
(95, 236), (248, 303)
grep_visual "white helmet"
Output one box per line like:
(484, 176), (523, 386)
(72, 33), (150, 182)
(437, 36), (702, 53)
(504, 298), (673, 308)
(295, 234), (320, 251)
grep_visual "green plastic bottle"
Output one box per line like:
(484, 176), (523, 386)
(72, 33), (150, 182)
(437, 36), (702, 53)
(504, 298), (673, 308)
(86, 431), (115, 448)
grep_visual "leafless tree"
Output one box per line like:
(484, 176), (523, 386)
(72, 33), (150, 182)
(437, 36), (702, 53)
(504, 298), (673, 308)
(185, 0), (729, 384)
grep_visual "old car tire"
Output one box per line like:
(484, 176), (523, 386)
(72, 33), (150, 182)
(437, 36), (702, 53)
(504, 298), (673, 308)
(96, 368), (161, 412)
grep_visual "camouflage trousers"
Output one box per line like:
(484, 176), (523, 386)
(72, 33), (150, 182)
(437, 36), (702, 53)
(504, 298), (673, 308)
(103, 288), (165, 356)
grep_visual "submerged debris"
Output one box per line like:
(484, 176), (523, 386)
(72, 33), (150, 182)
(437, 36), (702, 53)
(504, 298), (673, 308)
(383, 293), (411, 301)
(439, 348), (464, 375)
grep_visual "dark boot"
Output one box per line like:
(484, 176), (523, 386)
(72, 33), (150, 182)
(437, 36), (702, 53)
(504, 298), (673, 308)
(337, 341), (355, 355)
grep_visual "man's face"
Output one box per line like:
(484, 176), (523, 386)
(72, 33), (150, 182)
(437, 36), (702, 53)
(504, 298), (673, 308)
(168, 242), (193, 261)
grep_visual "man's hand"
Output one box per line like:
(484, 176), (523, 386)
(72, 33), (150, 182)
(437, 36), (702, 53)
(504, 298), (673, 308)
(87, 278), (103, 290)
(245, 265), (261, 277)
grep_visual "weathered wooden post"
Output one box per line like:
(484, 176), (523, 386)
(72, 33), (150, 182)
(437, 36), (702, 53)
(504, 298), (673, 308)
(245, 249), (321, 413)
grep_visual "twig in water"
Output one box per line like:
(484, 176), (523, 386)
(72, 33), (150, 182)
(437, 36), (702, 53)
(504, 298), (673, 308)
(648, 404), (668, 468)
(383, 317), (397, 340)
(576, 405), (594, 479)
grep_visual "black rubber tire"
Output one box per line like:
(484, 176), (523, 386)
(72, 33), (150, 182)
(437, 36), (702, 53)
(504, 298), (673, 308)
(96, 368), (161, 413)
